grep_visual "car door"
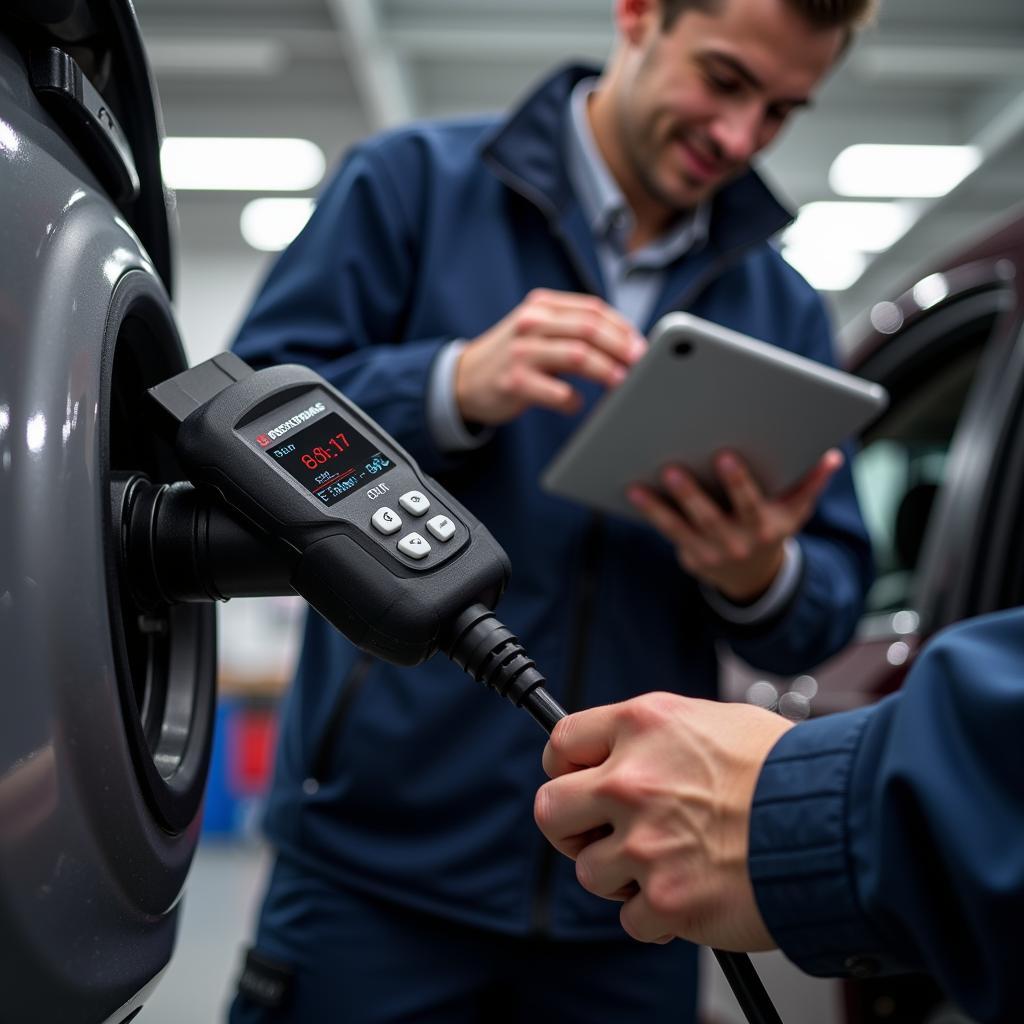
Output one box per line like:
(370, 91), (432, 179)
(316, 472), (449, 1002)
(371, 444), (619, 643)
(840, 287), (1024, 1024)
(719, 255), (1023, 1024)
(720, 263), (1020, 722)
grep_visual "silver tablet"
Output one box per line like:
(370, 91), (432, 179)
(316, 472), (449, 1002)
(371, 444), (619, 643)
(541, 312), (888, 520)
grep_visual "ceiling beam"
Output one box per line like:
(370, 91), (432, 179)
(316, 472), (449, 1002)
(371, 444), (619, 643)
(387, 24), (612, 59)
(851, 42), (1024, 81)
(136, 14), (333, 37)
(324, 0), (414, 131)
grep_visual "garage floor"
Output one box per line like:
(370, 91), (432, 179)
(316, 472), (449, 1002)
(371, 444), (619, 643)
(139, 840), (839, 1024)
(141, 842), (271, 1023)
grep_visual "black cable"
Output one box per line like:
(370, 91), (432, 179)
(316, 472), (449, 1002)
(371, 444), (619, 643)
(519, 686), (567, 734)
(714, 949), (784, 1024)
(444, 603), (783, 1024)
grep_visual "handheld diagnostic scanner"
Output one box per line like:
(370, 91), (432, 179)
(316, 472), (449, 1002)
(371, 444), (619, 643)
(148, 352), (565, 729)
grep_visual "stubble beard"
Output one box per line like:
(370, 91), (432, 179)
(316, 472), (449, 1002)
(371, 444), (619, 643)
(622, 111), (705, 216)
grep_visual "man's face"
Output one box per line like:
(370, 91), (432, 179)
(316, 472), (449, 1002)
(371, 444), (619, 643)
(614, 0), (845, 211)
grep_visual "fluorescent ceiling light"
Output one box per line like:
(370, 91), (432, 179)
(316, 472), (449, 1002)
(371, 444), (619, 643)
(161, 138), (325, 191)
(829, 144), (981, 199)
(241, 197), (316, 252)
(783, 201), (913, 254)
(781, 246), (867, 292)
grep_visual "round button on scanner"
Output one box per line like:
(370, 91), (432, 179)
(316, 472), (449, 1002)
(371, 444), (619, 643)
(399, 490), (430, 517)
(397, 532), (431, 560)
(371, 507), (402, 536)
(426, 515), (456, 542)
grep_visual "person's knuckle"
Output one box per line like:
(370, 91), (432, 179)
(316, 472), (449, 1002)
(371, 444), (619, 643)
(533, 785), (551, 829)
(549, 713), (576, 757)
(511, 309), (536, 336)
(497, 367), (523, 398)
(596, 764), (640, 806)
(699, 503), (721, 525)
(644, 874), (681, 918)
(566, 340), (588, 369)
(620, 830), (657, 867)
(727, 537), (751, 562)
(616, 696), (656, 732)
(701, 549), (722, 570)
(594, 766), (624, 802)
(507, 337), (534, 363)
(576, 313), (599, 345)
(574, 855), (594, 892)
(644, 691), (679, 720)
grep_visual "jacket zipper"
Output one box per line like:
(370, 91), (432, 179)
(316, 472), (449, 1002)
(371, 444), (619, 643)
(530, 513), (605, 934)
(306, 652), (374, 786)
(481, 156), (606, 299)
(487, 156), (775, 933)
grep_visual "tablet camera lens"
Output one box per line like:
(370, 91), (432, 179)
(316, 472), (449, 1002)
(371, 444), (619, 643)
(673, 341), (694, 358)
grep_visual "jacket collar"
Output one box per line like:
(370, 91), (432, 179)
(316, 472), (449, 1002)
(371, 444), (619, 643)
(480, 63), (795, 262)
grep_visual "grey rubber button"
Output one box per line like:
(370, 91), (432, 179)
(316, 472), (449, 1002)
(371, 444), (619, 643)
(371, 507), (402, 535)
(399, 490), (430, 517)
(398, 532), (430, 560)
(426, 515), (456, 542)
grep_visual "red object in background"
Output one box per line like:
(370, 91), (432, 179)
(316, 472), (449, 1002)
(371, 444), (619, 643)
(227, 706), (278, 796)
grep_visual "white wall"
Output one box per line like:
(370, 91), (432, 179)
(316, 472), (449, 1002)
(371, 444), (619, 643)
(173, 247), (272, 364)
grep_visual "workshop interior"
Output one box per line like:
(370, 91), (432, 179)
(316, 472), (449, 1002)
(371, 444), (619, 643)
(1, 0), (1023, 1022)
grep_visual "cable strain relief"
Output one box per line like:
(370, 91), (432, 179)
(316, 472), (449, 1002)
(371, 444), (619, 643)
(444, 603), (548, 707)
(494, 657), (546, 706)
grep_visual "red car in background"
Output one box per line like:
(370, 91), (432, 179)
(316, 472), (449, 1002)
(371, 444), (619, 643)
(720, 204), (1024, 1024)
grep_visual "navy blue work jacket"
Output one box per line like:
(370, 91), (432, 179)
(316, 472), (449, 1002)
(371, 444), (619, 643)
(233, 65), (874, 939)
(752, 607), (1024, 1024)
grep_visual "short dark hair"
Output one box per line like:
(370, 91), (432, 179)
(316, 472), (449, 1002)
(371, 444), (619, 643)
(660, 0), (879, 32)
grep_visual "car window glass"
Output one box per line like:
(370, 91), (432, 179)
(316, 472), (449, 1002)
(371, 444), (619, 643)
(852, 313), (1000, 615)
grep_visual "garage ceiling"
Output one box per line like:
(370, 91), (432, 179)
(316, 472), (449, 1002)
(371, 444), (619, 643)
(133, 0), (1024, 329)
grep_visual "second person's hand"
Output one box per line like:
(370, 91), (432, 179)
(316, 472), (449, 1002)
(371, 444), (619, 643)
(627, 449), (843, 603)
(534, 693), (792, 950)
(455, 289), (646, 427)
